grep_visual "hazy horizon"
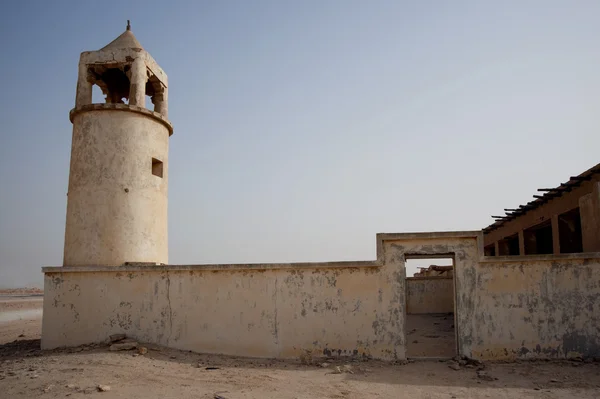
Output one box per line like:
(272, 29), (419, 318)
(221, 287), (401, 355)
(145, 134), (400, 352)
(1, 1), (599, 288)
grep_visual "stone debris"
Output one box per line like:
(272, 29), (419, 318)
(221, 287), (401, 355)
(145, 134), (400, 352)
(138, 346), (148, 355)
(97, 385), (111, 392)
(327, 364), (354, 374)
(109, 333), (126, 343)
(42, 384), (54, 393)
(448, 362), (461, 371)
(66, 384), (78, 389)
(476, 370), (495, 381)
(299, 351), (313, 365)
(318, 362), (330, 368)
(109, 341), (138, 351)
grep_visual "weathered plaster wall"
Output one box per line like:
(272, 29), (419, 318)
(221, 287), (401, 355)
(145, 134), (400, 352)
(472, 254), (600, 360)
(63, 108), (170, 266)
(42, 263), (397, 359)
(42, 232), (481, 361)
(406, 277), (454, 314)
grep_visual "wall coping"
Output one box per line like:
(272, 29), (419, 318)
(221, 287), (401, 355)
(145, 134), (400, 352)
(377, 231), (481, 240)
(42, 260), (381, 273)
(70, 103), (173, 135)
(479, 252), (600, 263)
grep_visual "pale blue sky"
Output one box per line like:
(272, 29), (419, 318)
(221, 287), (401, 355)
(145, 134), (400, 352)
(1, 1), (599, 287)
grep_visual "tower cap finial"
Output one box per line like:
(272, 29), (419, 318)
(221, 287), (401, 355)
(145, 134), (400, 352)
(127, 20), (131, 30)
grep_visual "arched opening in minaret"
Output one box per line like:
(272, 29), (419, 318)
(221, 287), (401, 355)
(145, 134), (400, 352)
(145, 89), (153, 110)
(92, 84), (104, 103)
(90, 66), (131, 104)
(100, 68), (130, 104)
(145, 75), (165, 114)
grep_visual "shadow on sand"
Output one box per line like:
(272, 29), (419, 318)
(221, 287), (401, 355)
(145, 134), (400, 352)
(1, 338), (599, 392)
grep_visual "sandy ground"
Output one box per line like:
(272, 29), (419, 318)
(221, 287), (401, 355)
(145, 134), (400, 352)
(0, 296), (43, 344)
(406, 313), (455, 358)
(1, 296), (600, 398)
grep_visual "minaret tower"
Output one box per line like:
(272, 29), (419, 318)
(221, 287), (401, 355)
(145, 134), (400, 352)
(63, 22), (172, 266)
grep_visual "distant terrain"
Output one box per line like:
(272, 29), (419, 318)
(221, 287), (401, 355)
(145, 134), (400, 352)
(0, 287), (43, 296)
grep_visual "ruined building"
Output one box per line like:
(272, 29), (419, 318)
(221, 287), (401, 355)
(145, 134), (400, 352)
(484, 163), (600, 256)
(413, 265), (453, 278)
(42, 26), (600, 362)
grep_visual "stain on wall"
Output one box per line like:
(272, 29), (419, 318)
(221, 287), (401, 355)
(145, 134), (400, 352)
(406, 277), (454, 314)
(472, 255), (600, 360)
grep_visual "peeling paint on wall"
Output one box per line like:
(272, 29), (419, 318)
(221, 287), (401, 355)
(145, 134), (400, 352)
(473, 256), (600, 360)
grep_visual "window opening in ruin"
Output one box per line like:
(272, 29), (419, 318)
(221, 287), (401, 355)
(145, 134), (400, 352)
(152, 158), (163, 178)
(498, 234), (519, 255)
(405, 257), (456, 358)
(559, 208), (583, 253)
(484, 244), (496, 256)
(524, 220), (553, 255)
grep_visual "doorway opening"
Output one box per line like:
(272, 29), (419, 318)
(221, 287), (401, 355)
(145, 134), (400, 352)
(405, 256), (456, 358)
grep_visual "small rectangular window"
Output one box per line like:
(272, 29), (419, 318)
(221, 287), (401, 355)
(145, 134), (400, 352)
(152, 158), (163, 178)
